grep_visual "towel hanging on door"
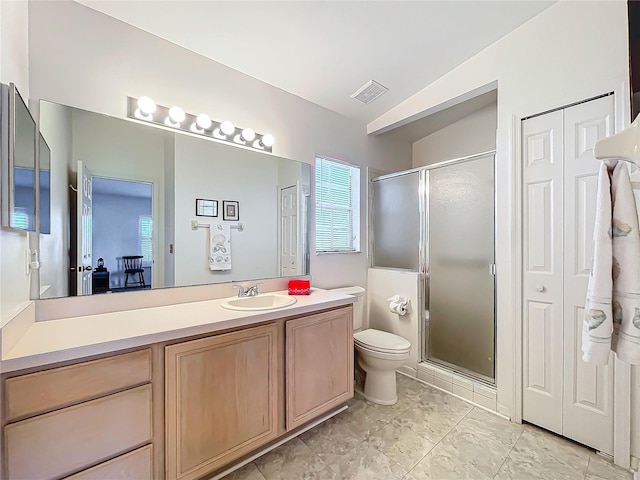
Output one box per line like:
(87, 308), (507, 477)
(582, 161), (640, 365)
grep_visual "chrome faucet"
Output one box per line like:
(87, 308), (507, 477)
(233, 283), (261, 297)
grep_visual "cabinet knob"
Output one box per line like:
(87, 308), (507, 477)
(535, 284), (545, 293)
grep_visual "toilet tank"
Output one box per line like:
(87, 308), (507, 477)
(329, 286), (366, 331)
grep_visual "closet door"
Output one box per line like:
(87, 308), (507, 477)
(562, 95), (614, 454)
(522, 110), (565, 435)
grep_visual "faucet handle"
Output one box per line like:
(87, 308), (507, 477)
(232, 285), (247, 297)
(246, 283), (263, 296)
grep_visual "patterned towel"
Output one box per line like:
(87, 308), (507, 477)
(582, 161), (640, 365)
(582, 162), (613, 365)
(610, 163), (640, 364)
(209, 224), (232, 271)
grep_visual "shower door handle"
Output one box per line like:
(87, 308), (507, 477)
(488, 263), (496, 276)
(421, 272), (430, 319)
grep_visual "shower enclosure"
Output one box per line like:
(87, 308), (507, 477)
(372, 151), (495, 382)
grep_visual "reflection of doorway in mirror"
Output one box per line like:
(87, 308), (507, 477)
(279, 184), (301, 276)
(90, 176), (154, 293)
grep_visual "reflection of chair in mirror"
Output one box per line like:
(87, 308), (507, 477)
(123, 255), (145, 288)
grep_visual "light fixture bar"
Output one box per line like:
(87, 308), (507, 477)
(126, 96), (274, 153)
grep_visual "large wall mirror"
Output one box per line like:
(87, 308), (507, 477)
(39, 101), (310, 299)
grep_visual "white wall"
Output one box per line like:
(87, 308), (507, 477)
(38, 102), (71, 298)
(367, 268), (421, 375)
(369, 0), (631, 439)
(634, 368), (639, 458)
(174, 134), (279, 286)
(0, 0), (31, 325)
(27, 0), (412, 295)
(412, 103), (496, 167)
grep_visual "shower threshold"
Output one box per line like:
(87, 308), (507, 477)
(421, 358), (495, 386)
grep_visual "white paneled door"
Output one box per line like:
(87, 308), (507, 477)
(522, 95), (615, 455)
(280, 184), (300, 276)
(522, 109), (564, 434)
(76, 160), (93, 296)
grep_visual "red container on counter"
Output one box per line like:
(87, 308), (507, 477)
(288, 279), (310, 295)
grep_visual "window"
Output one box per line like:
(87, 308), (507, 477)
(138, 215), (153, 265)
(315, 156), (360, 253)
(12, 208), (29, 230)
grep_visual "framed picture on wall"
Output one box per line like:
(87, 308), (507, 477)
(196, 198), (218, 217)
(222, 200), (239, 221)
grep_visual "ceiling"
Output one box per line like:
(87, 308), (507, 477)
(92, 177), (152, 199)
(76, 1), (553, 125)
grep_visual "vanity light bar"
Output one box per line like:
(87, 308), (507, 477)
(126, 96), (274, 153)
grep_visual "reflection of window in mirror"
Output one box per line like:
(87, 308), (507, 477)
(138, 215), (153, 266)
(12, 207), (29, 230)
(315, 156), (361, 253)
(39, 134), (51, 234)
(5, 84), (37, 231)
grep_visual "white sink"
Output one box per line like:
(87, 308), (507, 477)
(221, 293), (297, 311)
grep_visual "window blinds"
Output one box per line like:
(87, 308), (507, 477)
(139, 215), (153, 264)
(315, 157), (357, 252)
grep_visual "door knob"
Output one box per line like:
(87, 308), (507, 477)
(85, 266), (93, 271)
(535, 284), (545, 292)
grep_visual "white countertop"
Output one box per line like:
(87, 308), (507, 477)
(1, 289), (355, 373)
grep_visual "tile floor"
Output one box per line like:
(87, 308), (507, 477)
(223, 374), (633, 480)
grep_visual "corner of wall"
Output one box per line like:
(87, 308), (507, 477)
(0, 0), (32, 324)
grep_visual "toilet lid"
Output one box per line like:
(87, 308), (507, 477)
(354, 329), (411, 354)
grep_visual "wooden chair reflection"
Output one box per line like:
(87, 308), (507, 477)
(122, 255), (146, 288)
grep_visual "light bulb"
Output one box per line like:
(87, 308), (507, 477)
(196, 113), (212, 130)
(168, 106), (186, 124)
(220, 120), (235, 136)
(260, 134), (274, 147)
(137, 96), (156, 116)
(241, 127), (256, 142)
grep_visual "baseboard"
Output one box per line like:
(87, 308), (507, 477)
(631, 455), (639, 479)
(398, 364), (417, 377)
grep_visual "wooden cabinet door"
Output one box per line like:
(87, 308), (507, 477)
(286, 307), (353, 430)
(165, 324), (280, 480)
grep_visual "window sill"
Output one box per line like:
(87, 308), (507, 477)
(315, 250), (362, 255)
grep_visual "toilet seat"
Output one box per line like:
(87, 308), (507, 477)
(354, 329), (411, 355)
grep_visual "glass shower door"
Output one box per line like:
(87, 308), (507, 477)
(372, 171), (421, 270)
(427, 154), (495, 380)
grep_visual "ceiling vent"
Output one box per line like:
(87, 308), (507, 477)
(351, 80), (388, 105)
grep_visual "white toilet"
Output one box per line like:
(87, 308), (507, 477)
(331, 286), (411, 406)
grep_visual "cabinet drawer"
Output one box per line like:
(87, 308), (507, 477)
(5, 385), (152, 480)
(65, 445), (153, 480)
(5, 349), (151, 421)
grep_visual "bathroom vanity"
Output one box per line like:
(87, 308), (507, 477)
(0, 289), (355, 480)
